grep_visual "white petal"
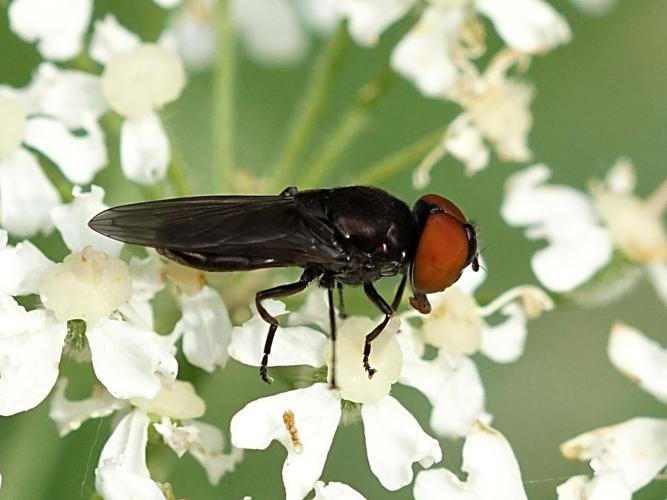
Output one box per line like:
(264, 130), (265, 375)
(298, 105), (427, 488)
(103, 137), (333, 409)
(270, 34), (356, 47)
(477, 0), (571, 53)
(444, 114), (490, 175)
(154, 0), (182, 7)
(569, 0), (617, 16)
(556, 472), (632, 500)
(90, 15), (141, 65)
(296, 0), (340, 33)
(232, 0), (308, 65)
(0, 310), (66, 415)
(608, 323), (667, 404)
(154, 418), (200, 457)
(362, 395), (441, 490)
(414, 422), (527, 500)
(131, 380), (205, 420)
(188, 420), (244, 485)
(480, 303), (528, 363)
(0, 94), (27, 159)
(172, 286), (232, 372)
(337, 0), (415, 46)
(0, 295), (45, 337)
(0, 235), (52, 295)
(51, 185), (122, 256)
(0, 148), (60, 237)
(128, 251), (165, 302)
(390, 6), (463, 97)
(228, 299), (327, 368)
(87, 319), (178, 400)
(24, 63), (107, 128)
(530, 221), (613, 292)
(288, 286), (331, 332)
(561, 417), (667, 492)
(96, 410), (165, 500)
(396, 323), (488, 438)
(647, 262), (667, 307)
(120, 114), (170, 185)
(455, 253), (487, 295)
(314, 481), (366, 500)
(169, 1), (216, 71)
(40, 247), (132, 323)
(231, 384), (341, 500)
(24, 116), (107, 185)
(48, 378), (127, 437)
(8, 0), (92, 61)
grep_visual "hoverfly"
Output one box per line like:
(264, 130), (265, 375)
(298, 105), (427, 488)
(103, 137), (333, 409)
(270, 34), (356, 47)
(89, 186), (479, 384)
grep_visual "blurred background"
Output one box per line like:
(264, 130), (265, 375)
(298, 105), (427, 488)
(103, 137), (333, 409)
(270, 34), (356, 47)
(0, 0), (665, 498)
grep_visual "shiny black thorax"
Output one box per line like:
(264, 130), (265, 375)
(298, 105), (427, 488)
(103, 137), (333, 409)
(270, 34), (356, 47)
(293, 186), (419, 284)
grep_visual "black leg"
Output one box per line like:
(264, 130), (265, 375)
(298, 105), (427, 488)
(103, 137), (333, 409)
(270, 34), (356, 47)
(391, 273), (408, 311)
(327, 286), (338, 389)
(362, 282), (393, 379)
(337, 282), (348, 319)
(255, 269), (316, 383)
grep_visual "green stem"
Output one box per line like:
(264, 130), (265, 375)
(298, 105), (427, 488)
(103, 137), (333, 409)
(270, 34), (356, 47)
(161, 114), (191, 197)
(302, 65), (396, 188)
(38, 155), (74, 202)
(272, 24), (350, 187)
(354, 128), (447, 185)
(213, 0), (236, 192)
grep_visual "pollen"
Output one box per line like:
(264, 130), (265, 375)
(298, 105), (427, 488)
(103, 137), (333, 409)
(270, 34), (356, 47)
(282, 409), (303, 454)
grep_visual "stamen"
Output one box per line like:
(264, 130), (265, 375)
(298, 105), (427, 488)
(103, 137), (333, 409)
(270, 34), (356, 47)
(477, 285), (553, 319)
(283, 410), (303, 454)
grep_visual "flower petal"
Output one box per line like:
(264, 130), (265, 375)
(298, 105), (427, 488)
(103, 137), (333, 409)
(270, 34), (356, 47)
(131, 380), (205, 420)
(314, 481), (366, 500)
(231, 384), (341, 500)
(96, 410), (165, 500)
(561, 417), (667, 492)
(0, 232), (53, 295)
(556, 472), (632, 500)
(48, 378), (128, 437)
(51, 185), (122, 256)
(444, 114), (491, 175)
(0, 310), (66, 415)
(24, 63), (107, 128)
(232, 0), (308, 65)
(414, 422), (527, 500)
(154, 418), (200, 457)
(608, 323), (667, 404)
(390, 6), (464, 97)
(90, 15), (141, 65)
(477, 0), (571, 53)
(172, 286), (232, 372)
(288, 286), (331, 332)
(480, 303), (528, 363)
(647, 262), (667, 307)
(188, 420), (244, 485)
(336, 0), (415, 46)
(87, 319), (178, 400)
(24, 116), (107, 185)
(0, 148), (60, 237)
(228, 299), (327, 368)
(362, 395), (441, 490)
(8, 0), (93, 61)
(120, 114), (170, 185)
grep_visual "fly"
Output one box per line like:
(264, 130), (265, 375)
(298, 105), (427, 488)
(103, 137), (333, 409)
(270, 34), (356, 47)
(88, 186), (479, 385)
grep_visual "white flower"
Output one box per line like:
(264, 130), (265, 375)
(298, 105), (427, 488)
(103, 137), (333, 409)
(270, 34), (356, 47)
(559, 323), (667, 496)
(229, 296), (441, 499)
(313, 481), (366, 500)
(0, 65), (108, 236)
(89, 15), (186, 185)
(0, 211), (177, 414)
(569, 0), (617, 16)
(170, 0), (338, 71)
(95, 410), (166, 500)
(8, 0), (93, 61)
(502, 161), (667, 304)
(398, 261), (552, 438)
(412, 51), (534, 184)
(413, 421), (528, 500)
(340, 0), (569, 97)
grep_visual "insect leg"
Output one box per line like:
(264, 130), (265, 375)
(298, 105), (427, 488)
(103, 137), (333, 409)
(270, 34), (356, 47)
(255, 270), (316, 383)
(327, 285), (338, 389)
(362, 282), (393, 379)
(391, 273), (408, 311)
(336, 282), (348, 319)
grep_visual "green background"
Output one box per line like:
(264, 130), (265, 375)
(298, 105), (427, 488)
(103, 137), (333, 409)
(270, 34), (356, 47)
(0, 0), (665, 498)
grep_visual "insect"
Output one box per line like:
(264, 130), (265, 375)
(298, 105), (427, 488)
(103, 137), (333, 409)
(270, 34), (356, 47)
(89, 186), (479, 385)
